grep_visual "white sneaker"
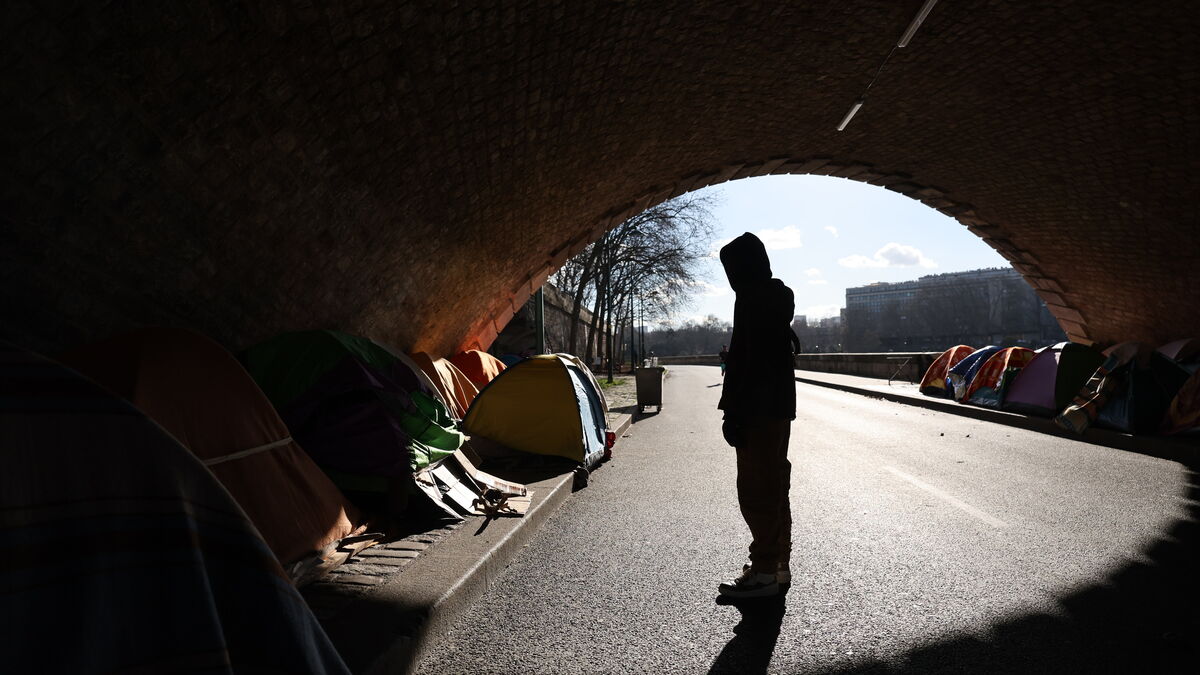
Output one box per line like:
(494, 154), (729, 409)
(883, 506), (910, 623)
(719, 569), (780, 598)
(743, 562), (791, 586)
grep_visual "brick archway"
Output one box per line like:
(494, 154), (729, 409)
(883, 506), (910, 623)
(465, 158), (1074, 355)
(2, 2), (1196, 356)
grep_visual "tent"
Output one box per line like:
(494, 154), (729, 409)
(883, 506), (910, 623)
(1162, 369), (1200, 435)
(1094, 342), (1191, 434)
(450, 349), (508, 389)
(919, 345), (975, 398)
(410, 351), (480, 419)
(946, 346), (1001, 402)
(1158, 337), (1200, 363)
(963, 346), (1035, 408)
(463, 354), (609, 468)
(2, 344), (350, 674)
(58, 327), (363, 567)
(559, 352), (610, 414)
(1003, 342), (1105, 417)
(241, 331), (462, 480)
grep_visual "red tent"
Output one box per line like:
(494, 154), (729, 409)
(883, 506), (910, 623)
(450, 349), (508, 389)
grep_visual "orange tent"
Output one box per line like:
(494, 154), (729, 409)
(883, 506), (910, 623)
(963, 346), (1035, 407)
(58, 327), (362, 567)
(449, 349), (507, 389)
(919, 345), (975, 397)
(410, 351), (480, 419)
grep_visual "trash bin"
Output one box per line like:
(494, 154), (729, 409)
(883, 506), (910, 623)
(636, 366), (665, 414)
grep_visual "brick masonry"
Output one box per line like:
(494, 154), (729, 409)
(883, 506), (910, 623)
(1, 1), (1197, 356)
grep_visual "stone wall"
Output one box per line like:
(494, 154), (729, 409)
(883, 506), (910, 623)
(2, 2), (1196, 357)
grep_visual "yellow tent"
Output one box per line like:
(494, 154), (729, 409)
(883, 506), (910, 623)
(463, 355), (608, 467)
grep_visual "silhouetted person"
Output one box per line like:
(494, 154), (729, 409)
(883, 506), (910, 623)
(719, 344), (729, 377)
(717, 233), (797, 599)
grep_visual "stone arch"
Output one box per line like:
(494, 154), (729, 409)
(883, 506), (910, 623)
(463, 157), (1078, 355)
(1, 2), (1196, 357)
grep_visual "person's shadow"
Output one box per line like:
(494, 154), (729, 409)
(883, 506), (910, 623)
(709, 595), (787, 674)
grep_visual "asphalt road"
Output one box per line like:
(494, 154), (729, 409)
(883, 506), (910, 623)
(417, 366), (1199, 674)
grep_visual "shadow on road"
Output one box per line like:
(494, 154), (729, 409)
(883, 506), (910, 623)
(709, 595), (787, 674)
(822, 463), (1200, 674)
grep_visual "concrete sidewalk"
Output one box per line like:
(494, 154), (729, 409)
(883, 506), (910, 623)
(795, 369), (1198, 462)
(306, 410), (634, 675)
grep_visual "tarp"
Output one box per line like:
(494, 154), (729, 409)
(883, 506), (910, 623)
(463, 354), (608, 468)
(1004, 342), (1105, 417)
(919, 345), (975, 398)
(1, 344), (350, 674)
(964, 346), (1035, 408)
(410, 351), (480, 419)
(449, 349), (507, 389)
(58, 327), (362, 566)
(946, 346), (1001, 401)
(242, 331), (461, 479)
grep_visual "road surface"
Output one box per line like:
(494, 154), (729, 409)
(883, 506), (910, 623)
(417, 366), (1198, 674)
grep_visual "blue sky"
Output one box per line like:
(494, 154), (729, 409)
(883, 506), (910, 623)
(681, 175), (1010, 323)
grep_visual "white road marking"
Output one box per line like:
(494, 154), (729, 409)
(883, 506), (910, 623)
(884, 466), (1009, 528)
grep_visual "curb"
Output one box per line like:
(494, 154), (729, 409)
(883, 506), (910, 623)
(795, 374), (1197, 463)
(324, 412), (635, 674)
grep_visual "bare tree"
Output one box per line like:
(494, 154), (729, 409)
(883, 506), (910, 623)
(550, 193), (719, 362)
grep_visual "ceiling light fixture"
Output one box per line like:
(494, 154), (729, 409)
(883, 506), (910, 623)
(897, 0), (939, 47)
(836, 0), (940, 131)
(837, 99), (865, 132)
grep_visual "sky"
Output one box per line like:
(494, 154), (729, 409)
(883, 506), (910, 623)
(678, 175), (1010, 324)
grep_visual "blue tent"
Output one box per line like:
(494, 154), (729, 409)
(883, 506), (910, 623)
(946, 346), (1002, 402)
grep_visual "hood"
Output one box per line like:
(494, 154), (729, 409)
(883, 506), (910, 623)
(720, 232), (772, 292)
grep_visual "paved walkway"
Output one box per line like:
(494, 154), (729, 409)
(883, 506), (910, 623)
(416, 365), (1199, 674)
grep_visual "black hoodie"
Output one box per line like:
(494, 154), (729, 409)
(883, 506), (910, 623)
(718, 233), (797, 421)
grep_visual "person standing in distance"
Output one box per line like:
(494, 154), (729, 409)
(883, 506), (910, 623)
(716, 232), (798, 599)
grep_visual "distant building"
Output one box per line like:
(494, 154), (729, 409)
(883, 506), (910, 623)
(793, 314), (845, 353)
(843, 267), (1065, 352)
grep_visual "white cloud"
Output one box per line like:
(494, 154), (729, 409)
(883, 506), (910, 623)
(804, 268), (822, 277)
(804, 304), (842, 319)
(838, 242), (937, 269)
(691, 280), (728, 297)
(824, 225), (839, 238)
(755, 225), (803, 251)
(808, 279), (828, 285)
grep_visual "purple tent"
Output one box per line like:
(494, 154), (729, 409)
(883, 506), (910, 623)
(1004, 342), (1104, 417)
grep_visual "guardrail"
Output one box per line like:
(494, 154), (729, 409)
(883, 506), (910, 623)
(651, 352), (939, 383)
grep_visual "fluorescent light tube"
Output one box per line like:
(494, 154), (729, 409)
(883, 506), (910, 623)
(897, 0), (939, 47)
(837, 100), (864, 131)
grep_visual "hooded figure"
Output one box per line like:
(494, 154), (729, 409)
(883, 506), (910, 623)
(716, 232), (797, 600)
(718, 233), (798, 422)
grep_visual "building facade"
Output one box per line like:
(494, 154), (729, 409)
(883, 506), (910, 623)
(843, 267), (1065, 352)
